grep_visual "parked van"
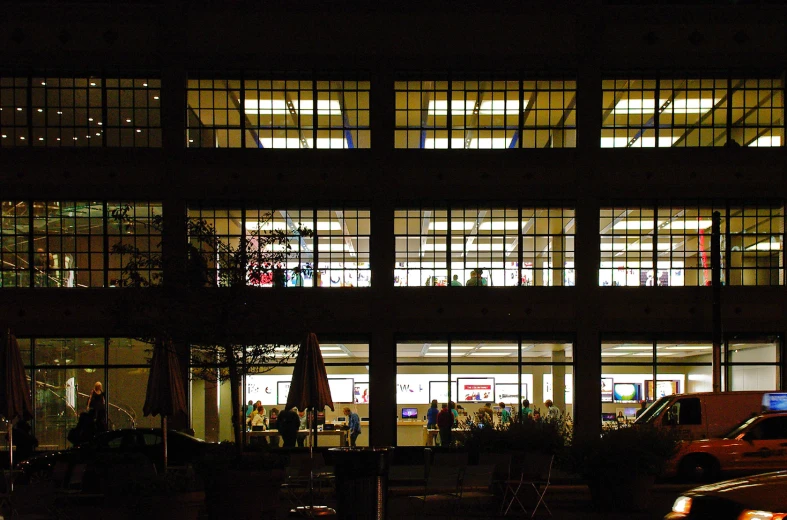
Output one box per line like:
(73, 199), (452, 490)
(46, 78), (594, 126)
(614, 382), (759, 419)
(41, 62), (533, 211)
(632, 391), (771, 441)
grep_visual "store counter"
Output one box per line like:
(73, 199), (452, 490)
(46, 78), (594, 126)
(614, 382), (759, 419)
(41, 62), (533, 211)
(396, 420), (427, 446)
(247, 429), (348, 447)
(423, 428), (469, 446)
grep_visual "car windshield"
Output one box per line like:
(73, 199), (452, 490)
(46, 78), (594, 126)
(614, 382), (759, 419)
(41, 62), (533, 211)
(723, 415), (760, 439)
(633, 396), (671, 424)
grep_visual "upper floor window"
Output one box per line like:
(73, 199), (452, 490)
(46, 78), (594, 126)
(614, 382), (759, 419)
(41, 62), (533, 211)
(394, 75), (576, 149)
(0, 73), (161, 148)
(601, 74), (784, 148)
(394, 205), (575, 286)
(0, 201), (162, 288)
(599, 202), (784, 286)
(186, 75), (370, 149)
(187, 205), (370, 287)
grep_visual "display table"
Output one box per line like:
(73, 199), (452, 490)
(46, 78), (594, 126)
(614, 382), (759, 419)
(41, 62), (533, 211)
(396, 420), (427, 446)
(423, 428), (469, 446)
(246, 429), (348, 447)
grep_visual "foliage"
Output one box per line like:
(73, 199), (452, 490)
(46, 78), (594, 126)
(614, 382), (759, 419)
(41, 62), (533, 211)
(461, 417), (572, 459)
(109, 205), (315, 450)
(571, 425), (680, 478)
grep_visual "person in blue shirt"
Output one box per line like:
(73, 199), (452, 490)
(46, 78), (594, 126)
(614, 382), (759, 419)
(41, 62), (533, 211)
(426, 399), (439, 431)
(343, 407), (362, 447)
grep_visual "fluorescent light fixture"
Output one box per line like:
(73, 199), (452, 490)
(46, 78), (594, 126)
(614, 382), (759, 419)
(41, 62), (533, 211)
(427, 99), (523, 115)
(244, 99), (342, 115)
(477, 346), (518, 350)
(613, 346), (652, 350)
(424, 138), (467, 149)
(245, 220), (339, 231)
(750, 135), (781, 147)
(601, 353), (626, 357)
(663, 346), (712, 351)
(601, 241), (669, 251)
(321, 353), (348, 357)
(612, 220), (659, 230)
(745, 238), (781, 251)
(464, 243), (505, 252)
(429, 346), (473, 351)
(318, 243), (352, 252)
(468, 352), (514, 357)
(257, 137), (347, 149)
(424, 353), (449, 357)
(612, 98), (718, 114)
(600, 137), (679, 148)
(478, 221), (520, 231)
(429, 222), (475, 231)
(319, 346), (343, 351)
(423, 137), (512, 149)
(420, 244), (448, 251)
(663, 220), (713, 230)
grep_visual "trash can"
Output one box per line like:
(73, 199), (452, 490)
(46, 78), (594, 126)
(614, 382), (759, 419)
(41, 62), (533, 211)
(326, 447), (394, 520)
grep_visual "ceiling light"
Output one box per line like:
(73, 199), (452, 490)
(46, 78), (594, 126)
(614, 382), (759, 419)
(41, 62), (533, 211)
(125, 119), (132, 123)
(478, 346), (518, 350)
(429, 346), (472, 350)
(478, 221), (520, 231)
(38, 137), (43, 141)
(612, 98), (718, 114)
(468, 352), (514, 357)
(612, 220), (660, 230)
(19, 136), (25, 140)
(464, 243), (505, 251)
(256, 137), (347, 149)
(321, 353), (348, 357)
(319, 346), (342, 351)
(244, 99), (342, 115)
(663, 346), (712, 351)
(153, 96), (160, 100)
(90, 82), (96, 86)
(424, 353), (448, 357)
(37, 108), (43, 113)
(429, 222), (476, 231)
(1, 135), (6, 139)
(16, 108), (22, 111)
(613, 346), (652, 350)
(41, 82), (46, 86)
(750, 135), (781, 147)
(427, 99), (524, 115)
(746, 238), (781, 251)
(601, 352), (626, 357)
(143, 83), (148, 87)
(663, 220), (713, 230)
(136, 129), (142, 133)
(600, 137), (679, 148)
(245, 221), (340, 231)
(57, 111), (63, 115)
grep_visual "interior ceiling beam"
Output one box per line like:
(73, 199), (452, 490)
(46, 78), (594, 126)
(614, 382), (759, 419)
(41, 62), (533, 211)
(464, 81), (489, 149)
(464, 210), (488, 252)
(284, 92), (310, 149)
(546, 92), (577, 149)
(331, 81), (354, 149)
(333, 210), (357, 258)
(628, 80), (685, 148)
(221, 80), (262, 149)
(419, 211), (432, 258)
(420, 83), (432, 149)
(601, 80), (629, 123)
(713, 90), (776, 146)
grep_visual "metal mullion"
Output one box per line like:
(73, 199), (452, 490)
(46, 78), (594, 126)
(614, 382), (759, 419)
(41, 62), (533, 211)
(448, 73), (453, 149)
(518, 206), (524, 286)
(27, 199), (35, 287)
(518, 78), (524, 149)
(240, 72), (246, 149)
(25, 73), (33, 146)
(447, 206), (452, 285)
(447, 338), (452, 402)
(726, 72), (734, 146)
(313, 209), (318, 288)
(655, 77), (661, 148)
(101, 72), (108, 148)
(652, 203), (658, 286)
(724, 201), (731, 285)
(103, 201), (110, 287)
(312, 76), (318, 148)
(518, 334), (523, 421)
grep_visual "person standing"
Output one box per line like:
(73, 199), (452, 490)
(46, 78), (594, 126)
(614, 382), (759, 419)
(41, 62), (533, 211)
(343, 407), (361, 447)
(544, 399), (562, 422)
(276, 407), (301, 448)
(499, 402), (511, 426)
(437, 403), (454, 447)
(477, 402), (495, 426)
(448, 401), (459, 427)
(521, 399), (533, 420)
(450, 274), (462, 286)
(636, 400), (649, 419)
(86, 381), (108, 432)
(426, 399), (439, 432)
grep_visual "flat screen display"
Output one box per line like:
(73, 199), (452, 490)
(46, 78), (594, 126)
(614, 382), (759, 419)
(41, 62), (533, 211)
(601, 378), (614, 402)
(428, 381), (458, 403)
(328, 378), (354, 403)
(401, 407), (418, 419)
(458, 377), (495, 403)
(613, 383), (641, 403)
(645, 380), (679, 401)
(601, 412), (617, 422)
(277, 381), (291, 405)
(495, 383), (528, 404)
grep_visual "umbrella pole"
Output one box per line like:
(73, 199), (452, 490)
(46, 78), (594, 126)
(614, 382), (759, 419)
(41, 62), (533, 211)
(7, 422), (12, 474)
(162, 416), (168, 473)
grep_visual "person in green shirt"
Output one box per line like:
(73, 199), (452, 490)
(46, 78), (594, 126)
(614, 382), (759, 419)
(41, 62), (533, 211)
(450, 275), (462, 286)
(521, 399), (533, 420)
(499, 401), (511, 425)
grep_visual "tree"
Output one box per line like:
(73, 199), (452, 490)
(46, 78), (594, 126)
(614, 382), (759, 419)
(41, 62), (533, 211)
(110, 205), (314, 452)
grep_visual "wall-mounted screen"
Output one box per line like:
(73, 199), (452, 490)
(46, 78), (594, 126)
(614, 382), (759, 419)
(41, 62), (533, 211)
(601, 412), (617, 422)
(458, 377), (495, 403)
(495, 383), (528, 405)
(645, 380), (679, 401)
(428, 381), (458, 403)
(277, 381), (291, 405)
(601, 378), (613, 402)
(354, 383), (369, 404)
(613, 383), (641, 403)
(401, 407), (418, 419)
(328, 378), (354, 403)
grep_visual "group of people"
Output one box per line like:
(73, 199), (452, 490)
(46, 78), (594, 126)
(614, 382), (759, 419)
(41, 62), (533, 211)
(520, 398), (563, 422)
(245, 400), (362, 448)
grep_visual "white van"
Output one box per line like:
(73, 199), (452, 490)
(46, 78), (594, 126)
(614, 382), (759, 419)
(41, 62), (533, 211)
(632, 391), (771, 441)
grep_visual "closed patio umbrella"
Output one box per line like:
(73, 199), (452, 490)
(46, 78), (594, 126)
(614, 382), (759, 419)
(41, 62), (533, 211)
(143, 338), (187, 472)
(286, 333), (334, 447)
(1, 330), (33, 471)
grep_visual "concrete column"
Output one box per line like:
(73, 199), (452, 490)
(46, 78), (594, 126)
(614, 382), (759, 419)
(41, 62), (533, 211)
(551, 349), (566, 411)
(551, 215), (565, 286)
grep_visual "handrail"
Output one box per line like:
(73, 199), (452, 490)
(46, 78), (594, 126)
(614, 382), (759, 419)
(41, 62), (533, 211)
(28, 378), (137, 429)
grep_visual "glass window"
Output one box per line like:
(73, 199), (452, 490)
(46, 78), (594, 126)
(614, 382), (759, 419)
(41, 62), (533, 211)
(0, 73), (161, 148)
(395, 77), (576, 149)
(601, 75), (783, 148)
(600, 203), (783, 287)
(186, 75), (370, 149)
(724, 337), (781, 391)
(108, 202), (164, 287)
(395, 205), (574, 287)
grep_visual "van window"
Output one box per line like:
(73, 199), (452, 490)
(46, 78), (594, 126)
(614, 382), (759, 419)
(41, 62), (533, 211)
(665, 397), (702, 426)
(635, 396), (671, 424)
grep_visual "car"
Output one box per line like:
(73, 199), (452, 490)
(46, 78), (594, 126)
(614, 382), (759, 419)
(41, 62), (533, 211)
(16, 428), (209, 480)
(665, 471), (787, 519)
(667, 411), (787, 481)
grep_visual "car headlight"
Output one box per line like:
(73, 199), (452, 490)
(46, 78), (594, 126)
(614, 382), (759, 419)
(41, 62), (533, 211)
(672, 496), (692, 515)
(738, 511), (787, 520)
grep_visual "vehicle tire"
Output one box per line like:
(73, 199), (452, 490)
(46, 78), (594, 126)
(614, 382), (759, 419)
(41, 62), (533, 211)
(679, 454), (719, 482)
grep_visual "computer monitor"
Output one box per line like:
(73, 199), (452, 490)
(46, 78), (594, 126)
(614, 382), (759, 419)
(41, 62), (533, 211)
(601, 412), (616, 422)
(316, 412), (325, 425)
(401, 407), (418, 419)
(336, 416), (346, 422)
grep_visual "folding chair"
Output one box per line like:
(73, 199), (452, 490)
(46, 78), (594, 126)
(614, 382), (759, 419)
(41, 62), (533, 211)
(502, 453), (553, 517)
(457, 464), (496, 515)
(412, 463), (463, 516)
(283, 453), (313, 508)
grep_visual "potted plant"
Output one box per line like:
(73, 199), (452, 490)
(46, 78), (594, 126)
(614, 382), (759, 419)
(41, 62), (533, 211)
(572, 424), (680, 511)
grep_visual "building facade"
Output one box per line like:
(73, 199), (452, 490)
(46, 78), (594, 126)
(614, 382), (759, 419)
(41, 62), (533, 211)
(1, 1), (785, 448)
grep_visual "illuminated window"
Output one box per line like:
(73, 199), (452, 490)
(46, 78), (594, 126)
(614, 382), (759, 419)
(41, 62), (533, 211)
(186, 75), (370, 148)
(395, 76), (576, 149)
(394, 205), (575, 286)
(187, 205), (370, 287)
(0, 73), (161, 147)
(601, 75), (783, 148)
(600, 202), (783, 286)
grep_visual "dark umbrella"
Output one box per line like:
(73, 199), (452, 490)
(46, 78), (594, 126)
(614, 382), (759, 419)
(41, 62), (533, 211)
(285, 333), (334, 518)
(143, 338), (187, 472)
(1, 330), (33, 471)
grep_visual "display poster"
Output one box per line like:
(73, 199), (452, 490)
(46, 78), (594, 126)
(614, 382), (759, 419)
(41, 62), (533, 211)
(458, 378), (495, 402)
(495, 383), (528, 404)
(277, 381), (291, 405)
(396, 374), (430, 404)
(328, 378), (354, 403)
(601, 378), (613, 402)
(645, 380), (678, 400)
(246, 376), (281, 406)
(354, 383), (369, 404)
(542, 374), (574, 405)
(428, 381), (458, 403)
